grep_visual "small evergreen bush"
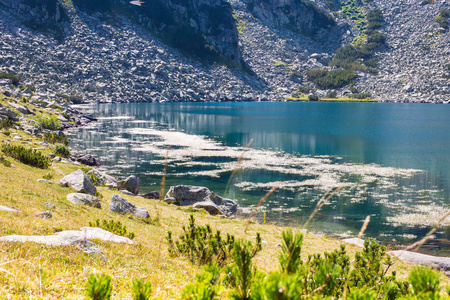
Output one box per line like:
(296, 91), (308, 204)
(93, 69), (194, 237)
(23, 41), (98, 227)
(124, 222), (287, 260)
(42, 173), (53, 180)
(0, 159), (12, 167)
(85, 274), (112, 300)
(308, 94), (320, 101)
(89, 219), (135, 240)
(306, 69), (357, 89)
(43, 132), (69, 146)
(350, 93), (372, 99)
(167, 215), (262, 266)
(132, 278), (152, 300)
(35, 115), (61, 130)
(1, 145), (50, 168)
(54, 143), (71, 158)
(0, 118), (14, 130)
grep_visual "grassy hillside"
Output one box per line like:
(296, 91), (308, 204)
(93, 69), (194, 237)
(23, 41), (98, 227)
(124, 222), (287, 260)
(0, 94), (449, 299)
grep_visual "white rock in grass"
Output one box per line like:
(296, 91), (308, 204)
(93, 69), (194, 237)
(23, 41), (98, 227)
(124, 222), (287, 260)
(390, 250), (450, 271)
(0, 205), (19, 212)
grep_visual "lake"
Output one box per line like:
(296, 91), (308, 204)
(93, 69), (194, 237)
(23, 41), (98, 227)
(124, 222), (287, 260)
(68, 102), (450, 254)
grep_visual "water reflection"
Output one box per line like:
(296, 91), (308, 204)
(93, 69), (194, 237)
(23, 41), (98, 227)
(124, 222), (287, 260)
(69, 102), (450, 253)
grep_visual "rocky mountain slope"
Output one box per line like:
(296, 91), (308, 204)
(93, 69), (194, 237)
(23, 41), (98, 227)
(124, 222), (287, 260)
(0, 0), (448, 103)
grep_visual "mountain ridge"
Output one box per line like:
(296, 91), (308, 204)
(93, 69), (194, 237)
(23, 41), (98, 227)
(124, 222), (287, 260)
(0, 0), (448, 103)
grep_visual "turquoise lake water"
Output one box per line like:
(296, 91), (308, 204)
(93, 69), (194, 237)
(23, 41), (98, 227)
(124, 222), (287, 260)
(69, 102), (450, 253)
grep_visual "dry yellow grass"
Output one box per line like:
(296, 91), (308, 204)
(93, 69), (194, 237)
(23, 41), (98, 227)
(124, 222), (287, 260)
(0, 96), (447, 299)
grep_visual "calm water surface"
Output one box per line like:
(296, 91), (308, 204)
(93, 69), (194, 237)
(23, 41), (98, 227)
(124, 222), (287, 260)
(69, 102), (450, 253)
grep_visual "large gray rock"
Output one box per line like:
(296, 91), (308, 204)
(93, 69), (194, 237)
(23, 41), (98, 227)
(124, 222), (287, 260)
(164, 185), (238, 217)
(0, 107), (18, 121)
(74, 154), (100, 166)
(67, 193), (101, 208)
(59, 169), (97, 195)
(8, 102), (34, 115)
(118, 175), (139, 195)
(391, 250), (450, 271)
(109, 194), (149, 219)
(0, 227), (134, 254)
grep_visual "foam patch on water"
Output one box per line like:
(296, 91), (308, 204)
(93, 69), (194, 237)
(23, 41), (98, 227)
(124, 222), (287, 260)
(387, 204), (450, 227)
(129, 127), (421, 193)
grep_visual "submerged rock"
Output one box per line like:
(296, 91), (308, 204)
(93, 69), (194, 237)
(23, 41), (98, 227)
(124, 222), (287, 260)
(164, 185), (238, 217)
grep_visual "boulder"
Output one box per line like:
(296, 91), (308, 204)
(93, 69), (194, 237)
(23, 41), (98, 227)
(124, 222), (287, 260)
(67, 193), (101, 208)
(87, 169), (118, 188)
(59, 169), (97, 195)
(109, 194), (149, 219)
(164, 185), (238, 217)
(0, 107), (18, 121)
(8, 102), (34, 115)
(390, 250), (450, 271)
(118, 175), (139, 195)
(74, 154), (100, 166)
(141, 191), (160, 200)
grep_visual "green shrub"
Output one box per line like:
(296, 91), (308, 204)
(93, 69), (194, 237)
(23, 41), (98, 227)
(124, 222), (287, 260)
(85, 273), (112, 300)
(132, 278), (152, 300)
(89, 219), (135, 240)
(366, 9), (383, 29)
(279, 229), (303, 274)
(409, 266), (441, 297)
(167, 215), (261, 266)
(62, 112), (71, 120)
(308, 94), (320, 101)
(42, 173), (53, 180)
(297, 85), (312, 93)
(54, 143), (71, 158)
(0, 118), (14, 130)
(1, 144), (50, 168)
(2, 130), (10, 136)
(0, 159), (12, 167)
(350, 87), (359, 93)
(350, 93), (372, 99)
(35, 115), (61, 130)
(43, 132), (69, 146)
(182, 263), (222, 300)
(224, 240), (259, 300)
(435, 9), (449, 29)
(326, 90), (338, 98)
(306, 69), (357, 89)
(422, 0), (434, 4)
